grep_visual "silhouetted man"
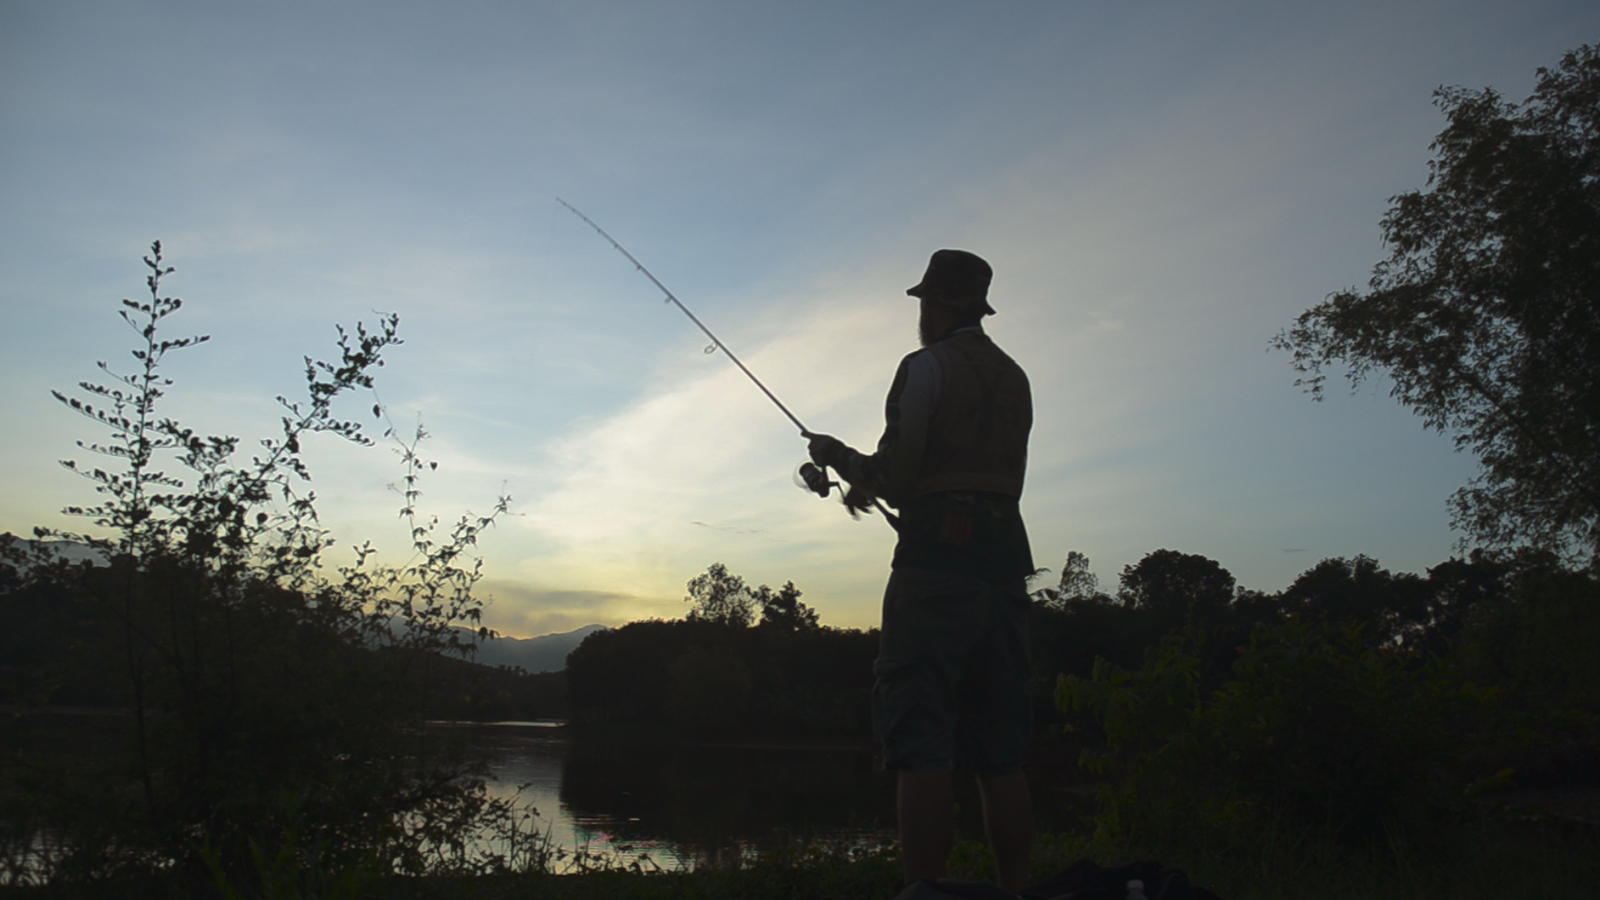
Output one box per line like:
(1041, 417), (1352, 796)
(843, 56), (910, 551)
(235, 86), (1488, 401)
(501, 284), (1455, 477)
(807, 249), (1034, 896)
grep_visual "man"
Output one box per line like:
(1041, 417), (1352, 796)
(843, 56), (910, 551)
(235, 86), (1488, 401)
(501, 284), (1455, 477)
(807, 249), (1034, 895)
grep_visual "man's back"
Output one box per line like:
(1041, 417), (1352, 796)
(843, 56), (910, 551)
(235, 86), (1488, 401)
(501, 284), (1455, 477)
(880, 327), (1034, 585)
(913, 328), (1031, 499)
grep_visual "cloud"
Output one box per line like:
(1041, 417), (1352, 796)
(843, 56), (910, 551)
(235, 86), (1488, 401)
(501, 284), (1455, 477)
(475, 579), (643, 639)
(468, 273), (912, 627)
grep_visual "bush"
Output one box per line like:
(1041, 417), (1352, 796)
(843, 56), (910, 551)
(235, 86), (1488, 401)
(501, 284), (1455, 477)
(1060, 619), (1494, 850)
(1449, 557), (1600, 788)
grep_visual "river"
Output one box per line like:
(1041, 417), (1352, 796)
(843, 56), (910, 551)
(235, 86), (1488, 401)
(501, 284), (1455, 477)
(462, 721), (897, 869)
(459, 721), (1091, 871)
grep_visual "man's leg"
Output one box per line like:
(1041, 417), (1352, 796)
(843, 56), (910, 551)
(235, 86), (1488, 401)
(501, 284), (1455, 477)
(977, 772), (1031, 892)
(898, 769), (955, 884)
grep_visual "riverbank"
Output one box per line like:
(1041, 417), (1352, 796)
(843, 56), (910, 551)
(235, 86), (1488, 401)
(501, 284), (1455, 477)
(6, 817), (1595, 900)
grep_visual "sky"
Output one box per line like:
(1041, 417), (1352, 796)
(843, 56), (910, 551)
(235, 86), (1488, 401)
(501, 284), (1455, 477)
(2, 1), (1595, 637)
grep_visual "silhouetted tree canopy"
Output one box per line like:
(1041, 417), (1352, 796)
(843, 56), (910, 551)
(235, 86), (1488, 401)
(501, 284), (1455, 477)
(683, 563), (820, 632)
(568, 565), (869, 740)
(684, 562), (757, 627)
(1033, 550), (1101, 611)
(755, 580), (820, 632)
(1280, 555), (1428, 642)
(1274, 45), (1600, 565)
(1118, 549), (1236, 622)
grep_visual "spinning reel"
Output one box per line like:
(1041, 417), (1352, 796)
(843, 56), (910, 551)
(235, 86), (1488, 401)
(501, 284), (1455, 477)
(795, 461), (841, 500)
(795, 462), (887, 524)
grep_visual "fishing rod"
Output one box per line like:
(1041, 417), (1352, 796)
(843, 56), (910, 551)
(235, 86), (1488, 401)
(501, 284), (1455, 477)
(557, 198), (895, 527)
(558, 198), (808, 435)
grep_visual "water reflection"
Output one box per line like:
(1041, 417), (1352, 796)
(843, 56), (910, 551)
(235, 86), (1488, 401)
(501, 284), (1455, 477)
(472, 724), (896, 869)
(468, 723), (1091, 871)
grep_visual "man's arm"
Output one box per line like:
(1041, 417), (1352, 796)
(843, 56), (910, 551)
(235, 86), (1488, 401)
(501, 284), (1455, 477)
(807, 351), (940, 507)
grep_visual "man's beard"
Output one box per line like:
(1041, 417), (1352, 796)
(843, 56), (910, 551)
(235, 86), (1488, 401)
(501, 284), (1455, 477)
(918, 313), (934, 347)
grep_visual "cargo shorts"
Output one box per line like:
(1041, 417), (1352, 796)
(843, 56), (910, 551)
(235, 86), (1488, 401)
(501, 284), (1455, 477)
(872, 564), (1032, 775)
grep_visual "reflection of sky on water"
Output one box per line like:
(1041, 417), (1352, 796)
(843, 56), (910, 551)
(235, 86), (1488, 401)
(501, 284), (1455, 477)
(476, 725), (683, 870)
(469, 723), (896, 871)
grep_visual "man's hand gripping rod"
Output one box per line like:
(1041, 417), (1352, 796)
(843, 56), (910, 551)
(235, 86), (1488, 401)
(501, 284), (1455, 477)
(557, 199), (896, 528)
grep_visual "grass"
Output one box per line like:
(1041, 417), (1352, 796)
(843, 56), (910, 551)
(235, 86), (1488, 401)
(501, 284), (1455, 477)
(5, 816), (1595, 900)
(1021, 817), (1600, 900)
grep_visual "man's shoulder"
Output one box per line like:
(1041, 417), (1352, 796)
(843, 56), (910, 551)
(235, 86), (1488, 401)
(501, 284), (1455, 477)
(937, 330), (1027, 370)
(893, 347), (939, 384)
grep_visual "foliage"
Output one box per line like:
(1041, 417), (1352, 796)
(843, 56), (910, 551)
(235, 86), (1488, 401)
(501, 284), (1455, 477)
(664, 645), (753, 738)
(229, 839), (904, 900)
(566, 616), (875, 740)
(683, 563), (819, 631)
(753, 581), (819, 632)
(1273, 44), (1600, 565)
(1278, 556), (1423, 637)
(0, 244), (517, 888)
(1447, 557), (1600, 789)
(1032, 551), (1102, 611)
(7, 824), (1600, 899)
(1029, 550), (1252, 731)
(1032, 546), (1600, 869)
(1117, 549), (1235, 622)
(1059, 620), (1494, 850)
(421, 658), (571, 722)
(684, 563), (757, 627)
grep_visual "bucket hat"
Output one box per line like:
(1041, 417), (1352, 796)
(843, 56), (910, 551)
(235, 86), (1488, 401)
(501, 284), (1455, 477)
(906, 249), (995, 315)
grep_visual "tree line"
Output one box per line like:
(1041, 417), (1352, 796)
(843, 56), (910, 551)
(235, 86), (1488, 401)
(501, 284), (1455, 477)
(565, 563), (874, 740)
(561, 540), (1598, 855)
(568, 546), (1598, 780)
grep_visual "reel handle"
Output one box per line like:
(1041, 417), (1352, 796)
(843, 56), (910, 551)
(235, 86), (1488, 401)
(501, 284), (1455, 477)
(795, 461), (900, 530)
(796, 461), (836, 498)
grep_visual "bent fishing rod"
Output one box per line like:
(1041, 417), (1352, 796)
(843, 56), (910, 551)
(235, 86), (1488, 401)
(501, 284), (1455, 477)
(557, 198), (895, 528)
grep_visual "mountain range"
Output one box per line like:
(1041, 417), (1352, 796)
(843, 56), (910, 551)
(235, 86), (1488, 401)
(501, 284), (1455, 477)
(452, 623), (608, 673)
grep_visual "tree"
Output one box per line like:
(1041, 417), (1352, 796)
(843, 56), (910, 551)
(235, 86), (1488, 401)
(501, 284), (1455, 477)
(1033, 550), (1103, 610)
(1273, 45), (1600, 565)
(664, 645), (753, 737)
(565, 593), (874, 739)
(754, 580), (819, 632)
(1118, 549), (1236, 622)
(684, 565), (820, 631)
(1278, 556), (1429, 646)
(684, 562), (757, 627)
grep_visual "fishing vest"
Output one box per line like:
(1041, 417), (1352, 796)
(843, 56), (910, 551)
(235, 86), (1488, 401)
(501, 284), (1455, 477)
(912, 330), (1032, 499)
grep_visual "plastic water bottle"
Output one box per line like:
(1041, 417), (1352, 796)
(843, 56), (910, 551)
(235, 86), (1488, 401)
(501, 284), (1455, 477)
(1126, 879), (1148, 900)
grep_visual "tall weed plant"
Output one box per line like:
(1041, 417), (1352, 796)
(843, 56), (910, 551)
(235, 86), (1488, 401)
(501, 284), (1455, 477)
(0, 245), (522, 889)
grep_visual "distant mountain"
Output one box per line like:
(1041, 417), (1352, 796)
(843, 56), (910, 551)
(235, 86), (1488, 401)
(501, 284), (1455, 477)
(1, 534), (109, 568)
(454, 623), (608, 673)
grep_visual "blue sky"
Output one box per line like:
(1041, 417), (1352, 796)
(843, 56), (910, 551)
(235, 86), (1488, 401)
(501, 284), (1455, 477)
(3, 1), (1594, 636)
